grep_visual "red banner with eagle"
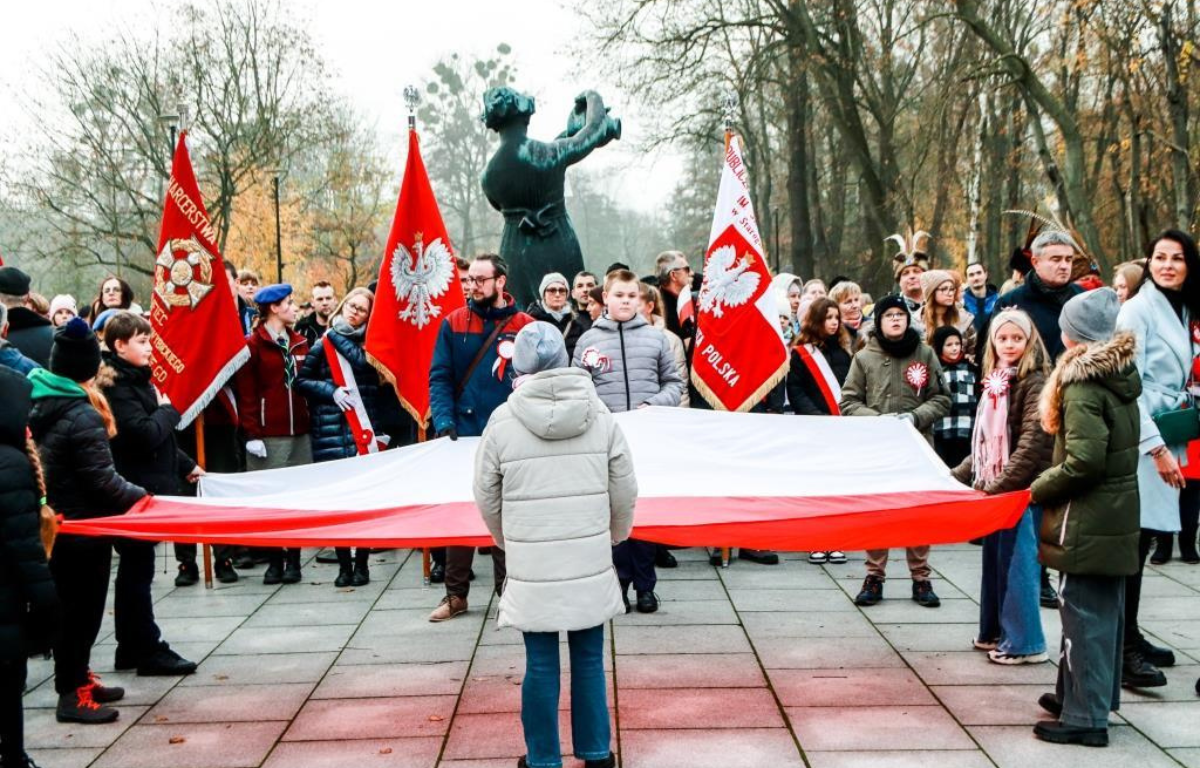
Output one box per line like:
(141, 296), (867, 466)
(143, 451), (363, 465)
(691, 135), (788, 411)
(365, 128), (465, 428)
(150, 131), (248, 428)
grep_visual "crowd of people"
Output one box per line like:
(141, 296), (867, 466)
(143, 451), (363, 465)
(0, 222), (1199, 766)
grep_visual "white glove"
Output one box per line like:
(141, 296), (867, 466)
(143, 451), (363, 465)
(246, 439), (267, 459)
(332, 387), (357, 412)
(893, 413), (915, 425)
(376, 433), (391, 447)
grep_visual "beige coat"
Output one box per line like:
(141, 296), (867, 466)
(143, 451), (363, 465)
(474, 367), (638, 633)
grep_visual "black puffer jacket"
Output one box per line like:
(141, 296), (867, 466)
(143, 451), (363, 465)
(28, 369), (146, 521)
(787, 340), (852, 416)
(528, 302), (586, 360)
(295, 322), (386, 463)
(101, 354), (195, 495)
(0, 367), (58, 661)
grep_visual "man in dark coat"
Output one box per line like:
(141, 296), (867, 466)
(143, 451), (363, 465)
(991, 231), (1083, 362)
(0, 366), (58, 766)
(0, 266), (53, 367)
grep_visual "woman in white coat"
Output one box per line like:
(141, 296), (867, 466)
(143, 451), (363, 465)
(474, 321), (637, 768)
(1114, 229), (1200, 688)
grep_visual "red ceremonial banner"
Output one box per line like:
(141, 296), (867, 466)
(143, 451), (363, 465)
(150, 131), (248, 428)
(691, 135), (788, 411)
(365, 128), (465, 427)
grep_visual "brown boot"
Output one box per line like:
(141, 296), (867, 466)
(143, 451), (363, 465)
(428, 595), (467, 622)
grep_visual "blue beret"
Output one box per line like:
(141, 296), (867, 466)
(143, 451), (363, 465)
(253, 283), (293, 305)
(92, 308), (120, 332)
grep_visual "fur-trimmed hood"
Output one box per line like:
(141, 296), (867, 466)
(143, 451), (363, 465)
(1040, 332), (1140, 434)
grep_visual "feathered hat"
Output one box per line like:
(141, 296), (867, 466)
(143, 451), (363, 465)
(1003, 207), (1097, 280)
(887, 226), (931, 280)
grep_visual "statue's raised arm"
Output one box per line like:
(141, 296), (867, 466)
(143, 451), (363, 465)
(479, 87), (622, 308)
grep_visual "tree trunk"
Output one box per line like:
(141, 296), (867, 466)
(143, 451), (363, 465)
(786, 59), (814, 279)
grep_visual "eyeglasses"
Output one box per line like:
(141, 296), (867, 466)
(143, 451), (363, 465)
(545, 287), (568, 294)
(344, 303), (370, 314)
(464, 276), (497, 286)
(672, 265), (693, 273)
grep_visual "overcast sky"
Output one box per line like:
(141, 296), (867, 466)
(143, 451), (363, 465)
(0, 0), (682, 209)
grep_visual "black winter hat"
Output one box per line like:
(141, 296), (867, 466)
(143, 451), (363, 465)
(930, 325), (963, 357)
(0, 266), (31, 296)
(1008, 247), (1032, 276)
(872, 294), (910, 323)
(50, 317), (102, 383)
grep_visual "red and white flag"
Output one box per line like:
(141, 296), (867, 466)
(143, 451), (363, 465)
(327, 344), (386, 455)
(691, 135), (787, 411)
(150, 131), (248, 428)
(365, 128), (465, 428)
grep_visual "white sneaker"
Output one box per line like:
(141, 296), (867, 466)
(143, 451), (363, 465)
(972, 637), (998, 651)
(826, 551), (847, 564)
(987, 649), (1048, 665)
(808, 551), (829, 564)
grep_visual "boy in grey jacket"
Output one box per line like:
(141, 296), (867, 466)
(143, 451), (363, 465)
(573, 270), (682, 613)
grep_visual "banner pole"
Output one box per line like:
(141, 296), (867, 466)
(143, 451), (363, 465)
(418, 424), (431, 586)
(195, 413), (214, 590)
(720, 92), (734, 570)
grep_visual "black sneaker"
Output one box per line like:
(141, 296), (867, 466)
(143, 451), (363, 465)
(87, 671), (124, 704)
(655, 548), (678, 568)
(1135, 637), (1176, 668)
(263, 562), (283, 585)
(1040, 580), (1059, 609)
(1037, 692), (1062, 716)
(334, 568), (353, 588)
(1122, 649), (1167, 688)
(585, 754), (617, 768)
(739, 549), (780, 565)
(174, 561), (199, 587)
(429, 561), (445, 584)
(855, 575), (884, 606)
(214, 559), (239, 584)
(1150, 534), (1173, 565)
(137, 646), (198, 677)
(912, 580), (941, 608)
(620, 579), (631, 614)
(351, 564), (370, 587)
(636, 591), (659, 613)
(281, 560), (302, 584)
(1033, 720), (1108, 747)
(56, 685), (119, 724)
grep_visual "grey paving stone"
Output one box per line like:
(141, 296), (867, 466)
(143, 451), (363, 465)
(91, 721), (287, 768)
(805, 750), (994, 768)
(353, 607), (486, 639)
(616, 653), (766, 689)
(152, 593), (271, 618)
(1134, 596), (1198, 621)
(610, 599), (739, 626)
(1140, 620), (1200, 650)
(652, 579), (729, 601)
(875, 622), (982, 652)
(931, 684), (1100, 726)
(718, 566), (839, 590)
(178, 651), (338, 687)
(374, 587), (449, 610)
(284, 696), (456, 741)
(261, 736), (443, 768)
(442, 711), (590, 760)
(786, 705), (974, 750)
(456, 672), (614, 714)
(338, 636), (478, 665)
(214, 624), (356, 655)
(620, 687), (782, 729)
(23, 670), (180, 709)
(739, 610), (879, 639)
(147, 682), (314, 723)
(90, 640), (221, 674)
(312, 662), (469, 699)
(1118, 702), (1200, 747)
(1122, 665), (1200, 703)
(1139, 575), (1200, 597)
(24, 747), (103, 768)
(755, 636), (905, 670)
(725, 588), (858, 612)
(141, 615), (246, 642)
(969, 724), (1183, 767)
(240, 600), (374, 627)
(613, 625), (752, 655)
(855, 597), (981, 624)
(1170, 748), (1200, 767)
(769, 667), (936, 707)
(619, 728), (805, 768)
(24, 705), (148, 749)
(477, 624), (525, 646)
(265, 581), (388, 604)
(903, 651), (1058, 686)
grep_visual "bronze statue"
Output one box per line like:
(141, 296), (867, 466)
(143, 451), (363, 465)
(480, 88), (621, 308)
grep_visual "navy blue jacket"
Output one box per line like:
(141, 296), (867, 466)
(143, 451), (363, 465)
(429, 297), (533, 437)
(295, 326), (389, 462)
(992, 274), (1082, 362)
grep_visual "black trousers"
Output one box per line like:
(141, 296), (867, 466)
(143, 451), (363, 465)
(50, 535), (112, 694)
(175, 421), (241, 565)
(613, 539), (657, 592)
(0, 657), (26, 764)
(1123, 529), (1161, 648)
(113, 538), (163, 658)
(445, 546), (506, 599)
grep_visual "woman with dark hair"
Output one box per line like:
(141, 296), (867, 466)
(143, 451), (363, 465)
(787, 298), (853, 566)
(1113, 228), (1200, 689)
(89, 277), (134, 324)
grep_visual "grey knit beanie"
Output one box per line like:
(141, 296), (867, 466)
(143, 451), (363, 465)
(1060, 287), (1120, 344)
(538, 272), (569, 298)
(512, 321), (569, 376)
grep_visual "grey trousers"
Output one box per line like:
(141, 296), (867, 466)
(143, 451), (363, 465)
(1056, 573), (1124, 729)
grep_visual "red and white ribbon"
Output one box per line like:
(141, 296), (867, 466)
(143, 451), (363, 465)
(327, 342), (384, 456)
(795, 343), (842, 415)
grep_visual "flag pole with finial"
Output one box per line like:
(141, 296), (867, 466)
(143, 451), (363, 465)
(717, 90), (738, 571)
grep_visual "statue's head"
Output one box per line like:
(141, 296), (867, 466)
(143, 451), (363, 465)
(481, 87), (536, 132)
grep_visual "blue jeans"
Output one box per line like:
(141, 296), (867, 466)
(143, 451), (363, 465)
(979, 503), (1046, 656)
(521, 624), (610, 768)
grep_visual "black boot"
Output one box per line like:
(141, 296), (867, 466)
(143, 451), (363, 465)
(620, 579), (631, 614)
(174, 561), (199, 587)
(1033, 721), (1108, 747)
(636, 590), (659, 613)
(263, 552), (284, 585)
(585, 754), (617, 768)
(1150, 533), (1173, 566)
(654, 545), (678, 568)
(334, 547), (353, 588)
(352, 548), (371, 586)
(1040, 568), (1059, 608)
(214, 558), (239, 584)
(1134, 636), (1176, 668)
(282, 548), (302, 584)
(1122, 648), (1167, 688)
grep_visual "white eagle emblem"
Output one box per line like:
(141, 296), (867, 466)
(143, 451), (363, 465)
(905, 362), (929, 393)
(698, 244), (761, 318)
(390, 234), (454, 328)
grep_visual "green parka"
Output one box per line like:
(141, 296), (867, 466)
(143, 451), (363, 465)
(1030, 332), (1142, 576)
(839, 334), (951, 443)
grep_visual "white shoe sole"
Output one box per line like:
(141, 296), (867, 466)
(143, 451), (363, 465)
(988, 650), (1048, 665)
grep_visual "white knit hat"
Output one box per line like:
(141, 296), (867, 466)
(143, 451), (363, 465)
(49, 294), (77, 319)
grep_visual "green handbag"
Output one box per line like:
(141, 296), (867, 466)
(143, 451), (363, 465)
(1153, 406), (1200, 446)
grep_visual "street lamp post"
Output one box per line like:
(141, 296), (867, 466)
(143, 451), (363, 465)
(271, 168), (284, 283)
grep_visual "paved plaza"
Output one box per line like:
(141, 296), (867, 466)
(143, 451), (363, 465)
(21, 545), (1200, 768)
